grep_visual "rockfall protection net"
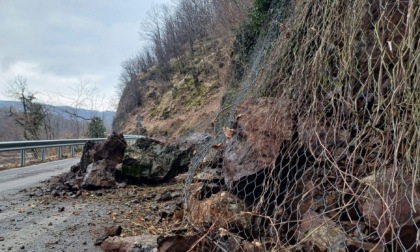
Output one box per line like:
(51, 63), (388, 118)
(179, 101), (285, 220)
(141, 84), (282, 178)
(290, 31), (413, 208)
(184, 0), (420, 251)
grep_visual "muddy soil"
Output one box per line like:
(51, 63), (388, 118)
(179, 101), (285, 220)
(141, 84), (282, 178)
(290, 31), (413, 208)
(0, 177), (186, 252)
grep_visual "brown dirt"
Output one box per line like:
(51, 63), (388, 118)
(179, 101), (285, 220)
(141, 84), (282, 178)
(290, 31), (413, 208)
(141, 90), (222, 137)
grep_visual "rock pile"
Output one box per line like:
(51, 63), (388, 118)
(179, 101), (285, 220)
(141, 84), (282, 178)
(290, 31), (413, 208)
(184, 96), (420, 251)
(52, 133), (205, 195)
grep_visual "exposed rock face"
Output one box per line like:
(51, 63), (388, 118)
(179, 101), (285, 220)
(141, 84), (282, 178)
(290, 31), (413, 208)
(223, 98), (294, 186)
(121, 137), (195, 182)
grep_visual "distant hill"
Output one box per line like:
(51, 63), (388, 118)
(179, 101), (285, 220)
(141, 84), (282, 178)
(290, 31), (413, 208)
(0, 100), (115, 129)
(0, 100), (23, 109)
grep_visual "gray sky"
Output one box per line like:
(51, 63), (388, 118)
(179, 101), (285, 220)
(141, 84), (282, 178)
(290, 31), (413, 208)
(0, 0), (170, 111)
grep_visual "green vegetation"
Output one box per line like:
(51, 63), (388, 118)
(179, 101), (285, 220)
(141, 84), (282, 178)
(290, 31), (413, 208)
(231, 0), (273, 80)
(86, 116), (106, 138)
(7, 76), (46, 141)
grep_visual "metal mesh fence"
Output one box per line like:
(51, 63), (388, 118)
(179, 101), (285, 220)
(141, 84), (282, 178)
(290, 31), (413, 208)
(184, 0), (419, 251)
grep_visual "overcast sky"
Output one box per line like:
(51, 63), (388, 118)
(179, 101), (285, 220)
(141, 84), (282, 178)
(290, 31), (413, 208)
(0, 0), (170, 111)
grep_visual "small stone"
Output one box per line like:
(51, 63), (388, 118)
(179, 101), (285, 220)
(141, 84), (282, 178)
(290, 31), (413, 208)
(58, 207), (65, 212)
(51, 190), (59, 197)
(20, 245), (25, 249)
(0, 237), (4, 241)
(48, 222), (53, 226)
(158, 192), (172, 202)
(170, 191), (182, 198)
(94, 234), (108, 246)
(116, 182), (127, 188)
(95, 191), (103, 197)
(160, 205), (177, 219)
(132, 199), (141, 204)
(104, 226), (122, 237)
(144, 194), (156, 200)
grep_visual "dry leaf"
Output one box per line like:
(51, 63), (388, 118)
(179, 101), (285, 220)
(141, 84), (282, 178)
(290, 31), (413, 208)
(223, 126), (235, 139)
(252, 240), (263, 247)
(218, 228), (229, 237)
(211, 143), (223, 150)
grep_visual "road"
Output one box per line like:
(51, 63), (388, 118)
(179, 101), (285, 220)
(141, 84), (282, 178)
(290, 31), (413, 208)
(0, 157), (104, 251)
(0, 158), (78, 193)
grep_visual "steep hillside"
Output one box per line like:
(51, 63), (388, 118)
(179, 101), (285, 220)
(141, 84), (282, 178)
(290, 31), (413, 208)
(113, 0), (419, 250)
(186, 0), (419, 251)
(113, 41), (229, 137)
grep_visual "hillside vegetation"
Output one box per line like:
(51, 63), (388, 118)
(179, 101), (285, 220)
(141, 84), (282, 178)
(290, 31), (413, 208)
(114, 0), (419, 250)
(113, 40), (227, 136)
(113, 0), (253, 136)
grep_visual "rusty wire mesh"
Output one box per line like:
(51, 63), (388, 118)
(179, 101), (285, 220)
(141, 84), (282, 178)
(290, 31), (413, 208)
(184, 0), (419, 251)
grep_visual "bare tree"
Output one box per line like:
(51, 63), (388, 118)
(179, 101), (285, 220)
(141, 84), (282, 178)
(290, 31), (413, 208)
(51, 79), (106, 138)
(0, 108), (22, 141)
(6, 76), (46, 141)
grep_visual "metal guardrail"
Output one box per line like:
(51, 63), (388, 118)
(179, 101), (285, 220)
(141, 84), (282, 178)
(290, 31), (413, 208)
(0, 135), (143, 167)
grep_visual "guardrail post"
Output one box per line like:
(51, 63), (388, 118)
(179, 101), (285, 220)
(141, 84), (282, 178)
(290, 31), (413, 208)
(71, 145), (75, 157)
(20, 150), (25, 167)
(58, 146), (62, 160)
(41, 148), (46, 162)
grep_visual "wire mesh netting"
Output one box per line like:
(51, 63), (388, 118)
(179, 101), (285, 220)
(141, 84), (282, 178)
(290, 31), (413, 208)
(183, 0), (419, 251)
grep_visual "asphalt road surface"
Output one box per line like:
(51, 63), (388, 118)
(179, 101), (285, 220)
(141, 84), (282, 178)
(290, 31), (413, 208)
(0, 157), (103, 251)
(0, 158), (78, 193)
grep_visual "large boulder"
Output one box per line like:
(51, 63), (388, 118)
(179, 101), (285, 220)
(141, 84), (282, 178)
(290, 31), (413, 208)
(223, 98), (294, 186)
(81, 160), (118, 189)
(92, 133), (127, 165)
(359, 168), (420, 251)
(66, 133), (127, 190)
(81, 133), (127, 189)
(121, 137), (194, 182)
